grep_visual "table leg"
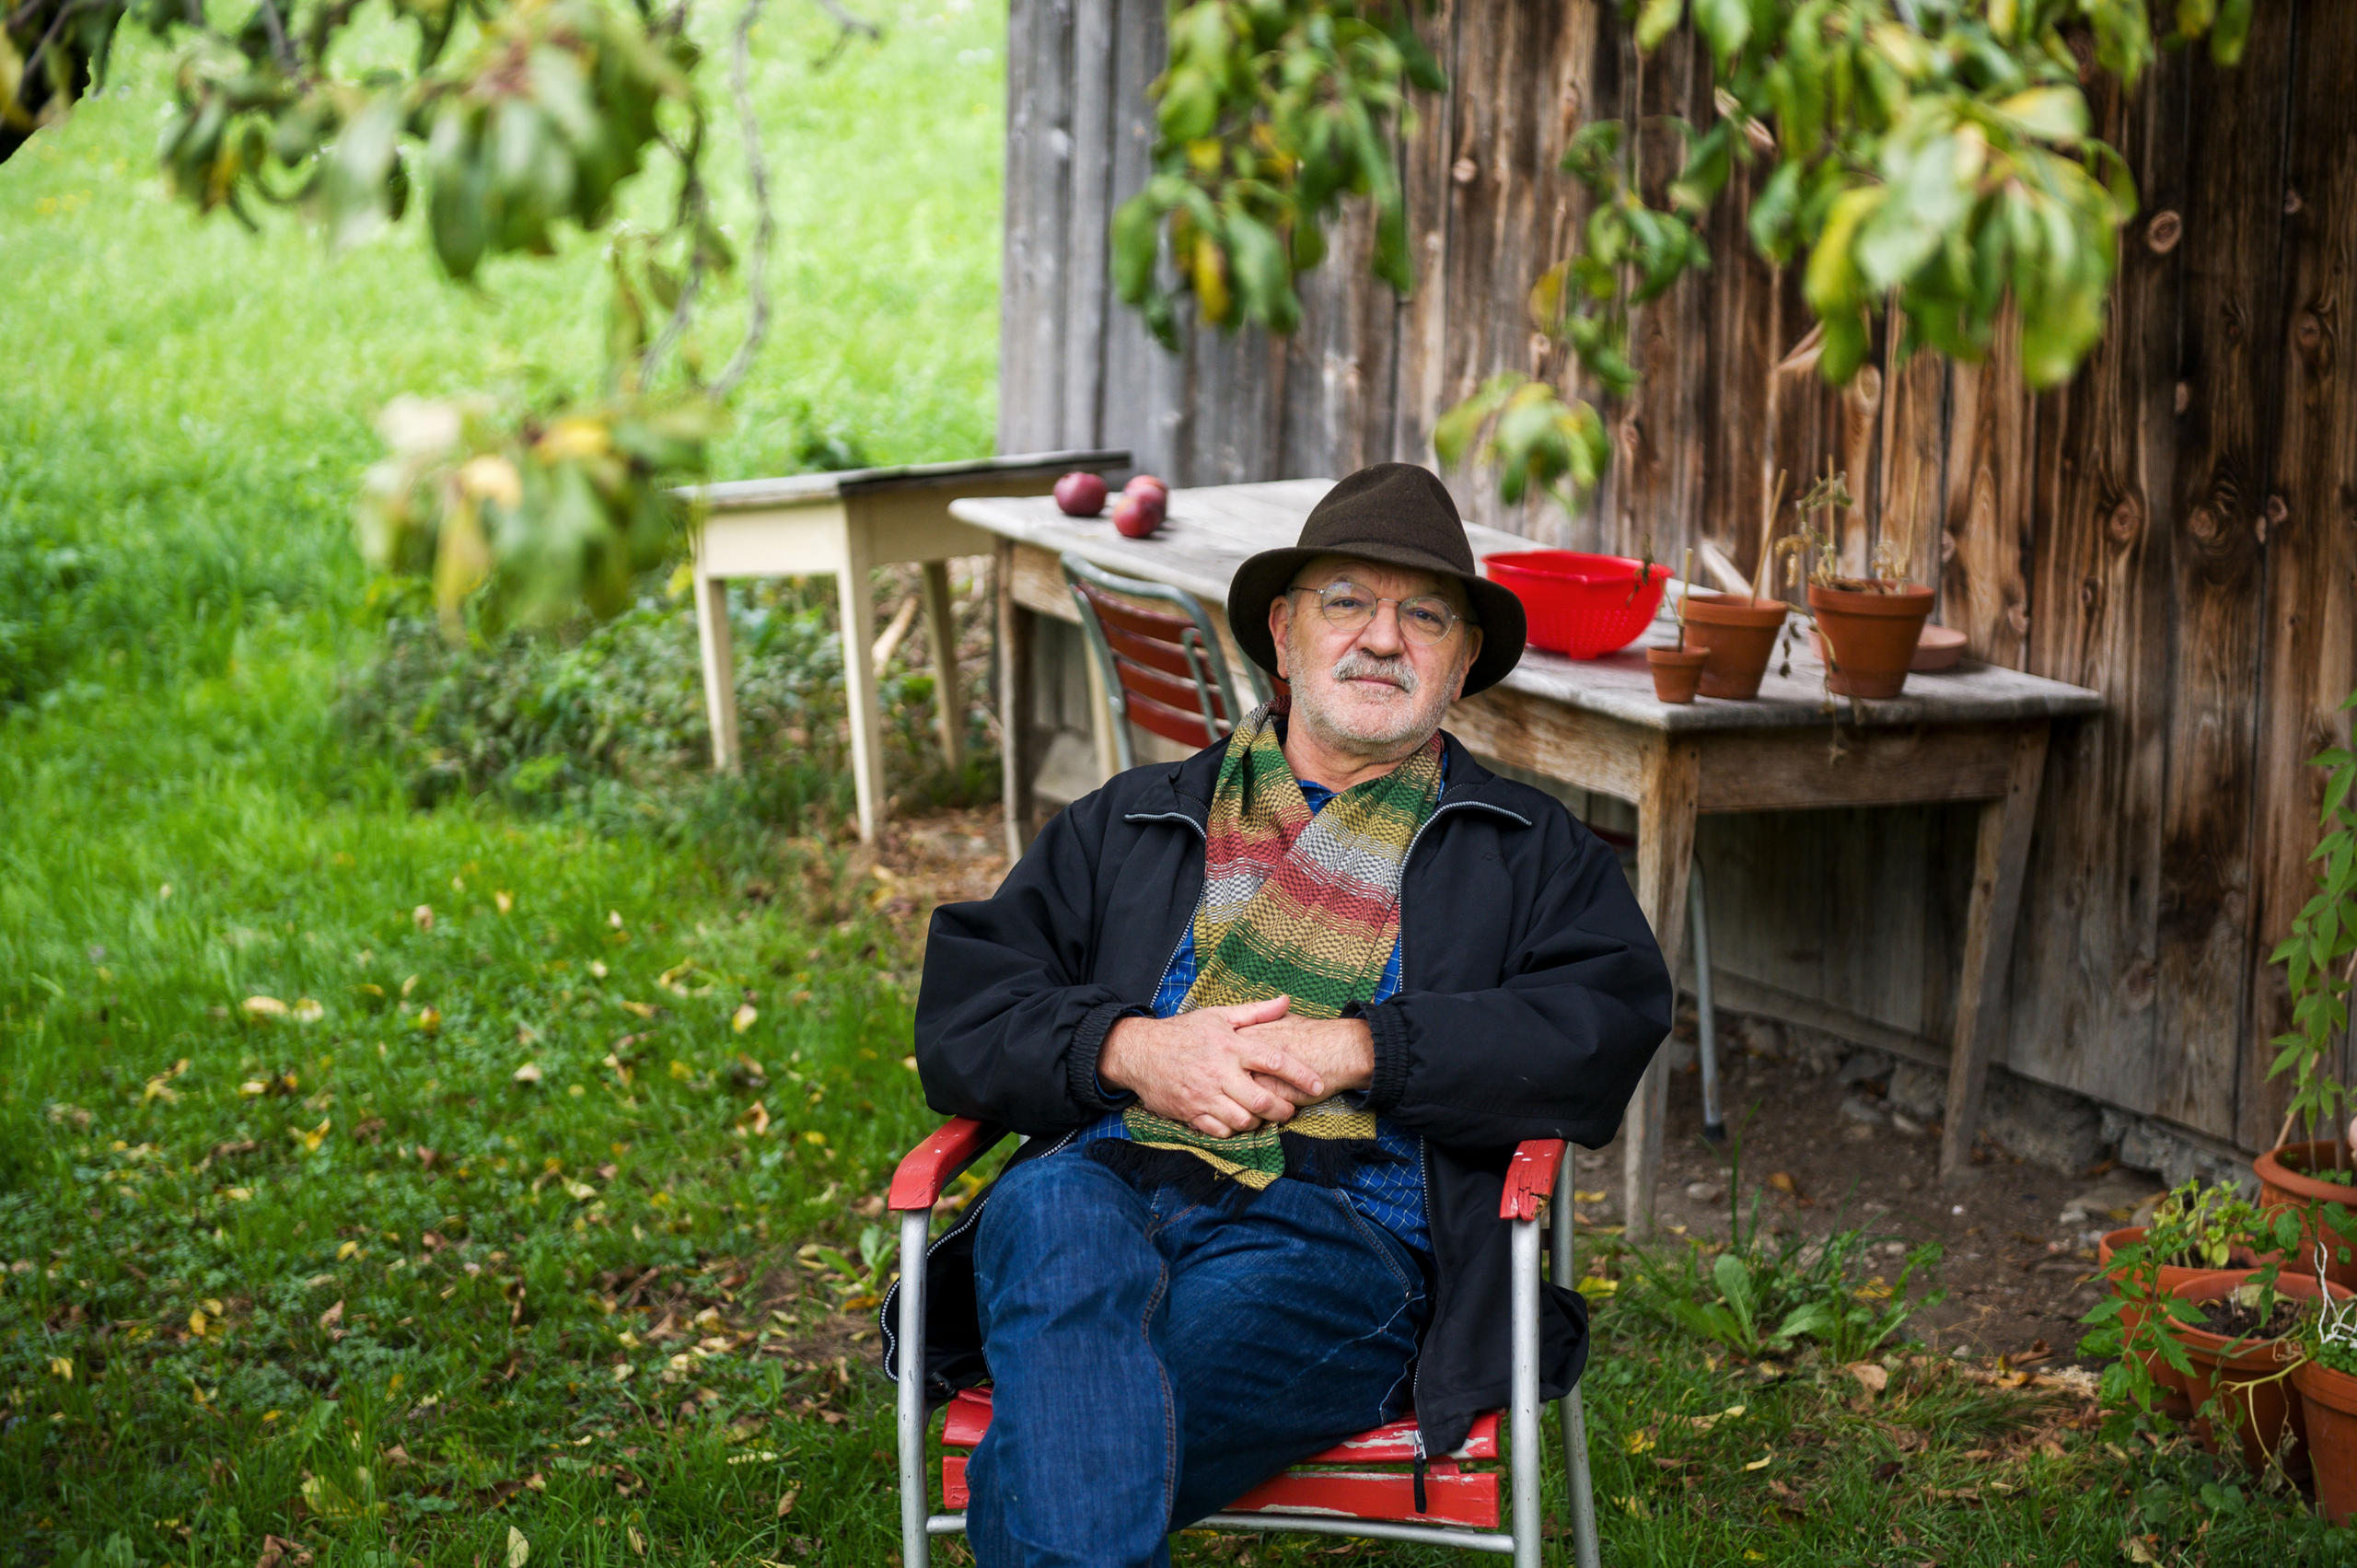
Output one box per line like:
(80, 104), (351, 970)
(1939, 723), (2050, 1183)
(920, 560), (965, 776)
(693, 568), (741, 773)
(996, 541), (1038, 860)
(837, 529), (886, 844)
(1624, 738), (1701, 1241)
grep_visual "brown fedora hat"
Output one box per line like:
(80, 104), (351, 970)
(1227, 462), (1527, 696)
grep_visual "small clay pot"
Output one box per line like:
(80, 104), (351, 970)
(1806, 582), (1934, 699)
(2293, 1354), (2357, 1526)
(2253, 1141), (2357, 1288)
(1911, 623), (1968, 672)
(1682, 594), (1788, 700)
(1646, 645), (1707, 704)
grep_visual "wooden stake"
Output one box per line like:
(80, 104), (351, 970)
(1751, 469), (1787, 604)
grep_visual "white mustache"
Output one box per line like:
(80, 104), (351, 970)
(1331, 651), (1418, 692)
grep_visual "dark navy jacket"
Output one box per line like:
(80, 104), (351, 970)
(882, 730), (1671, 1456)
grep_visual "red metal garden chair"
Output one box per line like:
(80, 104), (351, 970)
(888, 1119), (1602, 1567)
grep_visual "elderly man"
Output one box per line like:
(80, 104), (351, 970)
(887, 463), (1670, 1566)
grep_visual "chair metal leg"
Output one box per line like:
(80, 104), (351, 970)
(1551, 1160), (1600, 1568)
(1510, 1215), (1542, 1568)
(897, 1208), (932, 1568)
(1689, 857), (1724, 1144)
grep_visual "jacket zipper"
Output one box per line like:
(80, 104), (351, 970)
(1392, 795), (1527, 1466)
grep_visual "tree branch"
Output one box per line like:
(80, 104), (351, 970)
(711, 0), (773, 401)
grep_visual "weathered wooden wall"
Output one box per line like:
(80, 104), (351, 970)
(996, 0), (2357, 1156)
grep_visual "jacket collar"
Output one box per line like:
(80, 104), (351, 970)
(1122, 728), (1530, 830)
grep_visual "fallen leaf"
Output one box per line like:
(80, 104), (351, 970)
(524, 1472), (547, 1492)
(291, 999), (324, 1024)
(739, 1101), (771, 1137)
(505, 1526), (530, 1568)
(1744, 1453), (1773, 1471)
(626, 1527), (646, 1558)
(1623, 1429), (1655, 1455)
(188, 1308), (209, 1338)
(253, 1535), (314, 1568)
(1847, 1363), (1889, 1395)
(318, 1300), (344, 1331)
(415, 1007), (440, 1035)
(241, 996), (289, 1020)
(613, 1363), (634, 1382)
(48, 1356), (72, 1380)
(1678, 1403), (1747, 1431)
(1573, 1189), (1608, 1202)
(495, 890), (515, 915)
(620, 1000), (657, 1019)
(590, 959), (610, 979)
(776, 1483), (799, 1517)
(732, 1004), (759, 1035)
(513, 1063), (544, 1086)
(413, 905), (434, 931)
(2119, 1539), (2160, 1566)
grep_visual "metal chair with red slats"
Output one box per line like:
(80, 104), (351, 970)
(888, 1119), (1602, 1568)
(1062, 552), (1272, 770)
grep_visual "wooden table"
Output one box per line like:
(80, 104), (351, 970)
(681, 450), (1125, 842)
(949, 478), (2104, 1233)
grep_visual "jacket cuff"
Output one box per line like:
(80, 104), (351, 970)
(1068, 1000), (1144, 1113)
(1345, 999), (1411, 1114)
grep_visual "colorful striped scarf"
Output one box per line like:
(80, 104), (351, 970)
(1102, 698), (1443, 1194)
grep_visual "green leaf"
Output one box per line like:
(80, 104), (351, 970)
(1993, 86), (2090, 144)
(1635, 0), (1685, 54)
(1692, 0), (1751, 70)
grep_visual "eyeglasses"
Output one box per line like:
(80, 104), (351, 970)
(1285, 580), (1469, 645)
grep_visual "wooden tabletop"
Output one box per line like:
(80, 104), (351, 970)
(951, 478), (2104, 733)
(684, 448), (1130, 512)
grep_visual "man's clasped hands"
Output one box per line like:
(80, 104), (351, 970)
(1095, 998), (1376, 1141)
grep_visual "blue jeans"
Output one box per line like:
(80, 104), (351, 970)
(966, 1153), (1432, 1568)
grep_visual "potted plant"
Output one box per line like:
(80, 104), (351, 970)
(1646, 546), (1706, 703)
(2165, 1271), (2309, 1476)
(1773, 463), (1933, 700)
(2254, 691), (2357, 1286)
(2088, 1180), (2288, 1423)
(1683, 470), (1790, 700)
(2292, 1255), (2357, 1525)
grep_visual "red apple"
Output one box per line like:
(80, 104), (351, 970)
(1111, 491), (1165, 540)
(1054, 470), (1109, 517)
(1123, 474), (1168, 505)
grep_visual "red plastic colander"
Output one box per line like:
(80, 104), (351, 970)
(1482, 551), (1669, 658)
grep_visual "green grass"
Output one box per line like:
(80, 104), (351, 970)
(0, 3), (2349, 1562)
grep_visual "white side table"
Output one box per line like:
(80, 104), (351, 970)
(682, 450), (1128, 842)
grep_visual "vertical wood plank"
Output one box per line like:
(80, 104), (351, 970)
(2241, 0), (2357, 1150)
(1389, 0), (1462, 480)
(1624, 737), (1698, 1239)
(1098, 0), (1179, 480)
(997, 541), (1039, 857)
(2151, 8), (2297, 1139)
(1940, 726), (2050, 1180)
(2006, 56), (2185, 1117)
(1940, 311), (2036, 670)
(997, 0), (1076, 453)
(1060, 0), (1115, 447)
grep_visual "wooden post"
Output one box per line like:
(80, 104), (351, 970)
(1623, 738), (1701, 1240)
(693, 566), (740, 774)
(837, 526), (886, 843)
(921, 560), (965, 775)
(1939, 723), (2051, 1182)
(997, 540), (1039, 860)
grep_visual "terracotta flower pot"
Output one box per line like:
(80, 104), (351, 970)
(2167, 1272), (2346, 1477)
(2254, 1140), (2357, 1289)
(1911, 623), (1968, 671)
(2293, 1354), (2357, 1526)
(2099, 1226), (2258, 1421)
(1646, 645), (1707, 704)
(1806, 582), (1934, 699)
(1682, 594), (1788, 700)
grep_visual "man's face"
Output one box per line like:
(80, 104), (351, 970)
(1269, 554), (1482, 760)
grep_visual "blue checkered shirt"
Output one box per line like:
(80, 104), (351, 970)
(1071, 776), (1432, 1258)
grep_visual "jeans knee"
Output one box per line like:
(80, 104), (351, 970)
(974, 1154), (1144, 1287)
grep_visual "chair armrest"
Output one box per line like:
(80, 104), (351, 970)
(1500, 1139), (1567, 1221)
(888, 1117), (1010, 1212)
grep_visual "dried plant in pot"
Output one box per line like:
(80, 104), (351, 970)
(2253, 693), (2357, 1286)
(1774, 465), (1933, 701)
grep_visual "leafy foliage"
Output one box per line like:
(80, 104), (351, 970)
(1110, 0), (1442, 344)
(1143, 0), (2252, 522)
(2265, 690), (2357, 1149)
